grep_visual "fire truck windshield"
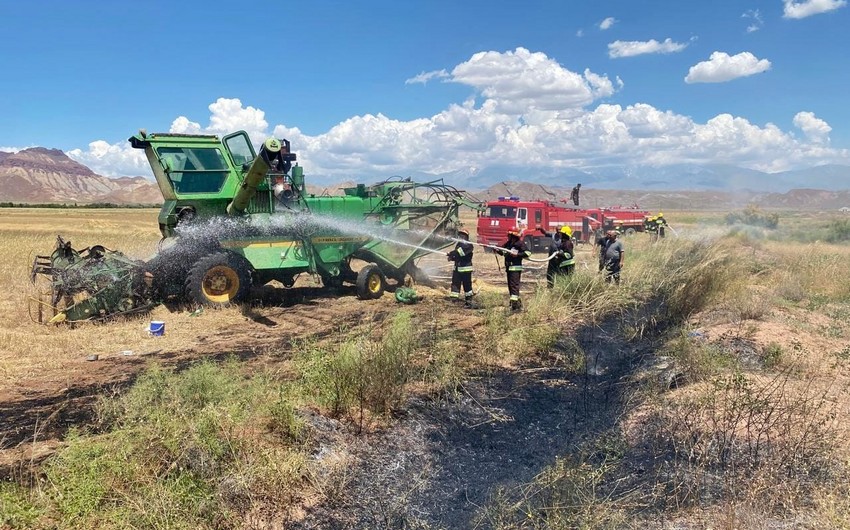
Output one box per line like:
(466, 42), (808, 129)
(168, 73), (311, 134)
(486, 206), (517, 218)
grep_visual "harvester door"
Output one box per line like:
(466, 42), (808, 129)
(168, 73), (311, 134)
(223, 131), (256, 168)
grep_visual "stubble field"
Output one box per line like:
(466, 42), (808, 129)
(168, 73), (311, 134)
(2, 206), (850, 529)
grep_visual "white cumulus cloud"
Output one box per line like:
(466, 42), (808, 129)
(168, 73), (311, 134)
(608, 38), (688, 58)
(448, 47), (617, 114)
(405, 69), (449, 85)
(599, 17), (617, 30)
(67, 140), (150, 177)
(68, 48), (849, 180)
(685, 51), (771, 83)
(793, 111), (832, 143)
(783, 0), (847, 19)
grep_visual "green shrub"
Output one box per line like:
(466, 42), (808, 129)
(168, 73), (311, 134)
(726, 205), (779, 229)
(297, 311), (415, 422)
(0, 482), (42, 529)
(824, 219), (850, 243)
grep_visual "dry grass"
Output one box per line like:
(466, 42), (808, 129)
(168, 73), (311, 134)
(0, 209), (287, 396)
(5, 207), (850, 529)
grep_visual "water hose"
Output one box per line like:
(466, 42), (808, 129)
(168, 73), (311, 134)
(471, 241), (561, 263)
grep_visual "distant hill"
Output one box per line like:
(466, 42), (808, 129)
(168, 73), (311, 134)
(396, 163), (850, 193)
(0, 148), (160, 204)
(1, 146), (847, 210)
(469, 181), (850, 211)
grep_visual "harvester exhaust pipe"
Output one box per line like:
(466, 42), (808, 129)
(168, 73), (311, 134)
(226, 138), (290, 216)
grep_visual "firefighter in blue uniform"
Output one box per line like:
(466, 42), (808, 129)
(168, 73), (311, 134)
(447, 228), (475, 304)
(496, 228), (531, 310)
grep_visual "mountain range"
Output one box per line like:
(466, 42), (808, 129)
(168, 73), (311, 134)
(0, 147), (848, 209)
(0, 148), (160, 204)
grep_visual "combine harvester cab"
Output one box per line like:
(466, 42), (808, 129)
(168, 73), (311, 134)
(128, 129), (474, 306)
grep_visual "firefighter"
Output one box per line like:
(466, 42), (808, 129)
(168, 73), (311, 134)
(547, 225), (575, 287)
(655, 212), (668, 239)
(646, 215), (658, 242)
(570, 183), (581, 206)
(496, 228), (531, 310)
(446, 228), (474, 304)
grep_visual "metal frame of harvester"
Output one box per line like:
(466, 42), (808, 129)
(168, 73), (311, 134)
(30, 129), (480, 322)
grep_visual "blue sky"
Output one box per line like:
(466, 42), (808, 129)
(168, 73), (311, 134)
(1, 0), (848, 179)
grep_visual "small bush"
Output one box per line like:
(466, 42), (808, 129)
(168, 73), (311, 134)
(726, 205), (779, 229)
(297, 311), (415, 423)
(824, 219), (850, 243)
(762, 342), (784, 369)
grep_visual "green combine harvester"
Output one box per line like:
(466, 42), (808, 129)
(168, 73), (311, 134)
(31, 129), (480, 322)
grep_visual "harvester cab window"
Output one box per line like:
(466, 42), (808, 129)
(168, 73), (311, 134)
(485, 206), (517, 218)
(223, 132), (256, 168)
(157, 147), (230, 194)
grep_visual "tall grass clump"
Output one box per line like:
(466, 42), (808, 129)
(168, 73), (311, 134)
(4, 361), (308, 530)
(297, 311), (415, 425)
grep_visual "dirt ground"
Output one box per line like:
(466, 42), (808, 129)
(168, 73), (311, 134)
(1, 236), (640, 529)
(0, 241), (596, 470)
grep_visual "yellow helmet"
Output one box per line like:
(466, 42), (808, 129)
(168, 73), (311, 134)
(559, 225), (573, 237)
(657, 212), (664, 217)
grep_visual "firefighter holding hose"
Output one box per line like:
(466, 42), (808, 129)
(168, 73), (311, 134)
(446, 228), (475, 304)
(496, 228), (531, 310)
(539, 225), (575, 287)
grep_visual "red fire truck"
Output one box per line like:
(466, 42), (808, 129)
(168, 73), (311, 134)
(476, 197), (649, 251)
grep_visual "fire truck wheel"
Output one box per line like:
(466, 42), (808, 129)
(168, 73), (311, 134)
(356, 264), (385, 300)
(625, 227), (636, 236)
(185, 252), (252, 306)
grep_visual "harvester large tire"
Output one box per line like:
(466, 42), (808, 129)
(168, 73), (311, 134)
(185, 252), (252, 306)
(356, 264), (385, 300)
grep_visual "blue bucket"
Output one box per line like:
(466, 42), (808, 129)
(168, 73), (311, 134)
(149, 321), (165, 336)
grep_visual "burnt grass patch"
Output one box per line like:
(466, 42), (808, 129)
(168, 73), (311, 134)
(290, 312), (657, 529)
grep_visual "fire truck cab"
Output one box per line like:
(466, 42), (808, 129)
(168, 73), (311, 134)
(477, 197), (601, 252)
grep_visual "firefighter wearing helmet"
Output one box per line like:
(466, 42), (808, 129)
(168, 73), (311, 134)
(496, 227), (531, 310)
(446, 228), (475, 304)
(654, 212), (668, 239)
(535, 225), (576, 287)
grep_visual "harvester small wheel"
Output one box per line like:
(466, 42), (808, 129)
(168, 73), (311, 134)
(185, 252), (252, 306)
(356, 264), (385, 300)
